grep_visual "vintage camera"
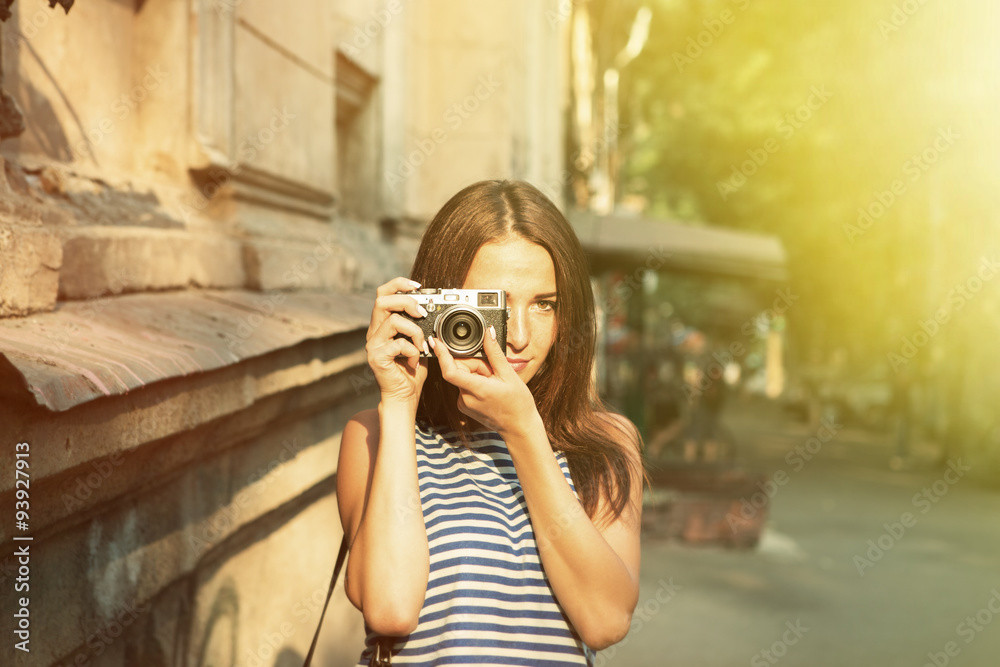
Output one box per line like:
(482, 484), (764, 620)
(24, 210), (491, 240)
(397, 288), (509, 358)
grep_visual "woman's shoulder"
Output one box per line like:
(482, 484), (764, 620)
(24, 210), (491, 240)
(596, 410), (634, 430)
(595, 410), (642, 454)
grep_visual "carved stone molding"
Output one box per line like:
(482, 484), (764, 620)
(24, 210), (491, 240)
(189, 0), (338, 220)
(191, 162), (335, 221)
(336, 50), (377, 127)
(190, 0), (236, 169)
(189, 1), (333, 219)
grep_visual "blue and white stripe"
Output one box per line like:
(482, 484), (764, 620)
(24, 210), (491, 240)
(357, 419), (595, 666)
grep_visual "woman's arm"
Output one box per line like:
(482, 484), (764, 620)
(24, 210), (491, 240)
(336, 276), (434, 636)
(501, 411), (643, 650)
(338, 405), (429, 636)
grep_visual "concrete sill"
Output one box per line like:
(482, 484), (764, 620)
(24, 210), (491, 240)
(0, 288), (371, 412)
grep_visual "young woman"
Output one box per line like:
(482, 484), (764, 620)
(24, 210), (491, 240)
(337, 180), (647, 665)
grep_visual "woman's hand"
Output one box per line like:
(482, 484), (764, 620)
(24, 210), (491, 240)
(366, 277), (431, 406)
(430, 325), (538, 435)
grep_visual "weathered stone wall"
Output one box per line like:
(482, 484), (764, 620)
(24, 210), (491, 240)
(390, 0), (568, 220)
(1, 325), (373, 665)
(0, 2), (568, 666)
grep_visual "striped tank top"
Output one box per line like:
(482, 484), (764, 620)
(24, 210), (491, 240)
(356, 418), (596, 666)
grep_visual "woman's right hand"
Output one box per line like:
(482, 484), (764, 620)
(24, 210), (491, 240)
(366, 277), (431, 406)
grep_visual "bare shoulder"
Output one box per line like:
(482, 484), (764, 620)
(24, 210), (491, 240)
(597, 411), (642, 455)
(594, 410), (646, 531)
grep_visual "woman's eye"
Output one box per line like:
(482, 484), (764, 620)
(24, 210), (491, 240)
(535, 300), (557, 312)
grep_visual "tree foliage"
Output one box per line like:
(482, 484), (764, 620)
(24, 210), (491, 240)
(588, 0), (1000, 379)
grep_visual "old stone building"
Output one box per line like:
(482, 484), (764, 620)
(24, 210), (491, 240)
(0, 1), (567, 665)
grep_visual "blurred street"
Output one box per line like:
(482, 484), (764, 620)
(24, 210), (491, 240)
(606, 397), (1000, 667)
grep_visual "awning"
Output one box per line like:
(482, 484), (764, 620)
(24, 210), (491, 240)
(570, 212), (788, 281)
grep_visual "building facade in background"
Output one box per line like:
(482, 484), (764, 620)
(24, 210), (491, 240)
(0, 1), (567, 665)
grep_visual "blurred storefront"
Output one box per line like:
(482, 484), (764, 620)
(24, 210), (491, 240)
(570, 211), (789, 442)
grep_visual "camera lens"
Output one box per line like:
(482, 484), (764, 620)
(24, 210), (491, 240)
(437, 306), (486, 355)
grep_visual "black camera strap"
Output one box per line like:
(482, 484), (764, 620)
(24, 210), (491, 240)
(303, 535), (349, 667)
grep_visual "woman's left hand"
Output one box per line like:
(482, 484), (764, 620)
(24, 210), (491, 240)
(431, 325), (537, 435)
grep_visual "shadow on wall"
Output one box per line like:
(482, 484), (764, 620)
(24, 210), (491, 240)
(196, 582), (239, 667)
(194, 580), (307, 667)
(14, 74), (75, 160)
(3, 29), (83, 160)
(274, 648), (307, 667)
(123, 608), (171, 667)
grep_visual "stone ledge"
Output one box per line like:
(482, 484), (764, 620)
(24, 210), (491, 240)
(0, 327), (370, 499)
(1, 359), (371, 540)
(58, 227), (246, 299)
(242, 235), (357, 291)
(0, 287), (371, 412)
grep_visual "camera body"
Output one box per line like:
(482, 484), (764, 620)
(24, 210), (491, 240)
(398, 288), (509, 358)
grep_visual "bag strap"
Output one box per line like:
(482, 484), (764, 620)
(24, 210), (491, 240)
(303, 535), (349, 667)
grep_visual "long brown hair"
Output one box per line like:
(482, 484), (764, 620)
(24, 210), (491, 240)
(411, 180), (647, 526)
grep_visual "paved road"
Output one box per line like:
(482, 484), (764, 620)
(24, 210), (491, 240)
(603, 399), (1000, 667)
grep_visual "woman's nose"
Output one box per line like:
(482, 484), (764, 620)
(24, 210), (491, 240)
(506, 309), (529, 352)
